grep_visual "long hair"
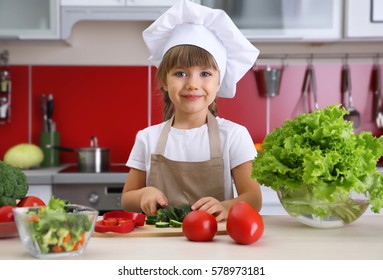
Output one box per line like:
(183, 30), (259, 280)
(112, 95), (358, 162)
(156, 45), (219, 121)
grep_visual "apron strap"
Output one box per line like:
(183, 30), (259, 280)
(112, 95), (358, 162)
(155, 115), (173, 155)
(207, 112), (222, 159)
(155, 112), (222, 159)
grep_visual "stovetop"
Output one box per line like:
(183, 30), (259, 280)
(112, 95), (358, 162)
(59, 164), (129, 173)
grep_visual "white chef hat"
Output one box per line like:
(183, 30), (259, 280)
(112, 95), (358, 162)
(142, 0), (260, 98)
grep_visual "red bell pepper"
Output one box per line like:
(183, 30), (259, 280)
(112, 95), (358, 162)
(94, 211), (146, 234)
(103, 211), (146, 226)
(95, 219), (135, 234)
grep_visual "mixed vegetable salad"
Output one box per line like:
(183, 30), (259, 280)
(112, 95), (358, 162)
(25, 197), (94, 254)
(252, 105), (383, 222)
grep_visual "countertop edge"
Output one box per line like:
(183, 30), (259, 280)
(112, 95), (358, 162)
(23, 164), (128, 185)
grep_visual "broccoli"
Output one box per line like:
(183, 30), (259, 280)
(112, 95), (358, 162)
(0, 160), (29, 206)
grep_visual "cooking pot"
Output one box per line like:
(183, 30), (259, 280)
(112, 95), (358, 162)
(47, 136), (110, 173)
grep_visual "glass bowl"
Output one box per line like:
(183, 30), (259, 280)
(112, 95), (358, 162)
(13, 204), (98, 258)
(277, 188), (369, 228)
(0, 221), (18, 239)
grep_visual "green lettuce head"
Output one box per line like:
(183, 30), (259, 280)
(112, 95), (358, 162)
(252, 104), (383, 214)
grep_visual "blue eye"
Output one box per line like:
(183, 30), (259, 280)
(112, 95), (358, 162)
(175, 71), (186, 77)
(201, 71), (212, 77)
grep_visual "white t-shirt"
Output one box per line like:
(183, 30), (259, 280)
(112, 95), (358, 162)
(126, 116), (257, 200)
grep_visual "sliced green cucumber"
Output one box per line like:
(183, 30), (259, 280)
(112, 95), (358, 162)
(155, 221), (170, 228)
(146, 215), (159, 220)
(174, 205), (192, 222)
(146, 214), (159, 225)
(169, 219), (182, 228)
(145, 219), (157, 225)
(157, 209), (170, 222)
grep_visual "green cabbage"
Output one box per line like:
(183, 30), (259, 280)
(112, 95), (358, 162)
(252, 104), (383, 217)
(4, 143), (44, 169)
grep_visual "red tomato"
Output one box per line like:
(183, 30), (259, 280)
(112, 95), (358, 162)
(0, 205), (16, 222)
(182, 210), (217, 242)
(226, 201), (264, 245)
(17, 196), (46, 207)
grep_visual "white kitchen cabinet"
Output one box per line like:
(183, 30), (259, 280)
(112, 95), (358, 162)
(61, 0), (199, 6)
(60, 0), (200, 39)
(125, 0), (188, 6)
(201, 0), (343, 41)
(0, 0), (60, 40)
(61, 0), (125, 5)
(345, 0), (383, 38)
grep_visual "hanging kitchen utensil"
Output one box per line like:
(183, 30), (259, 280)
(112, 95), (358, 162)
(293, 65), (309, 117)
(255, 66), (284, 98)
(47, 136), (110, 173)
(309, 63), (319, 111)
(300, 60), (319, 114)
(254, 64), (284, 134)
(342, 61), (361, 130)
(373, 58), (383, 128)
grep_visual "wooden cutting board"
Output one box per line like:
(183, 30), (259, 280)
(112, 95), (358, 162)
(92, 222), (227, 238)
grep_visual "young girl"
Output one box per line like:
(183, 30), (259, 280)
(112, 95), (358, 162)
(121, 0), (262, 221)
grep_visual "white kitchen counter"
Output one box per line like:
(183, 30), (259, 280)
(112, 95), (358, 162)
(1, 215), (382, 260)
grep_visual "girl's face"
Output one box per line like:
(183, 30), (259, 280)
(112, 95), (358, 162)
(162, 65), (220, 116)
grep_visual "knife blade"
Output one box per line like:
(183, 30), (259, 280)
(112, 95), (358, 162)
(41, 94), (48, 132)
(47, 94), (54, 132)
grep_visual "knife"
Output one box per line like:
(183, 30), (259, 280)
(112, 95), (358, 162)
(47, 94), (54, 132)
(41, 94), (48, 132)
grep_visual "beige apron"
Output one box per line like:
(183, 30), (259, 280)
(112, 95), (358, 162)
(148, 112), (225, 206)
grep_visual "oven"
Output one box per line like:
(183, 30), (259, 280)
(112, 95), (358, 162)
(52, 164), (129, 214)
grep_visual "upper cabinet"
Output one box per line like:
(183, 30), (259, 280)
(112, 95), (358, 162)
(60, 0), (201, 39)
(201, 0), (343, 41)
(1, 0), (383, 42)
(61, 0), (125, 5)
(345, 0), (383, 38)
(61, 0), (187, 6)
(0, 0), (60, 40)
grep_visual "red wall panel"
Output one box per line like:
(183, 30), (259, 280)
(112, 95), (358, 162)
(31, 66), (149, 164)
(1, 66), (149, 165)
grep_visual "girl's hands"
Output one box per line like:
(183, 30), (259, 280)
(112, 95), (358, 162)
(140, 187), (168, 215)
(192, 197), (227, 222)
(139, 188), (227, 221)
